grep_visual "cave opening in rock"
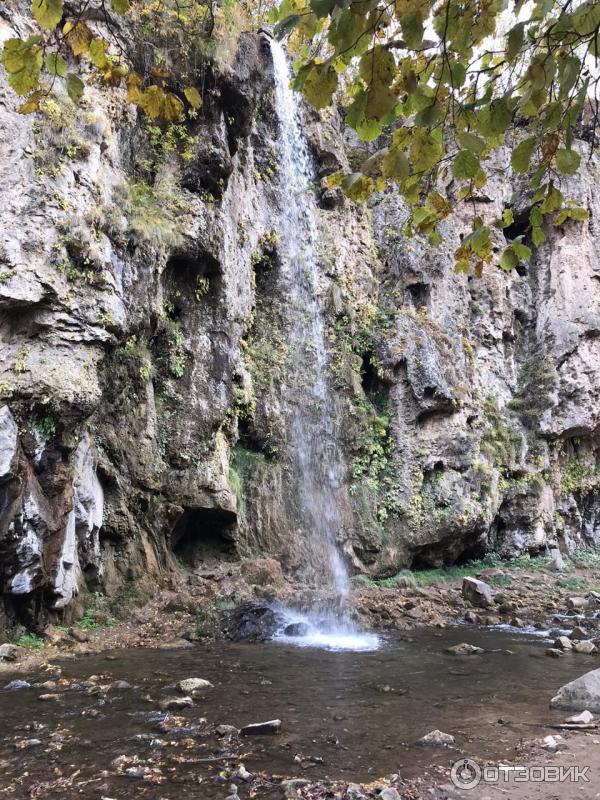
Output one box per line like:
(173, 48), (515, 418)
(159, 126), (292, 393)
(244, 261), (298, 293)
(163, 252), (221, 315)
(171, 507), (237, 567)
(406, 281), (430, 309)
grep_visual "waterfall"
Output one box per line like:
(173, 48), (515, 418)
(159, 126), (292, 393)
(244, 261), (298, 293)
(269, 40), (379, 651)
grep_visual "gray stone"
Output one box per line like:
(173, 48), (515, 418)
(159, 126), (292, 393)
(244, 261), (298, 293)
(462, 577), (493, 608)
(549, 548), (565, 571)
(573, 640), (597, 654)
(418, 729), (455, 746)
(447, 642), (485, 656)
(555, 636), (573, 650)
(0, 406), (18, 480)
(565, 710), (594, 724)
(379, 790), (401, 800)
(551, 668), (600, 711)
(0, 644), (21, 662)
(178, 677), (213, 693)
(159, 696), (193, 711)
(240, 719), (281, 735)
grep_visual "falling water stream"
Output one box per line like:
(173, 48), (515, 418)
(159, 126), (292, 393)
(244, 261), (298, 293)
(269, 41), (378, 651)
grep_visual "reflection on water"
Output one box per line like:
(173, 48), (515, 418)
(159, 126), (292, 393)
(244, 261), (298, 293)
(0, 626), (596, 799)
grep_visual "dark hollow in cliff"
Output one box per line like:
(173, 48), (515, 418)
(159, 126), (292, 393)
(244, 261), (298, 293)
(171, 507), (237, 566)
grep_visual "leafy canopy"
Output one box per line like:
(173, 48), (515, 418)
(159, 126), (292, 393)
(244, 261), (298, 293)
(272, 0), (598, 273)
(1, 1), (254, 123)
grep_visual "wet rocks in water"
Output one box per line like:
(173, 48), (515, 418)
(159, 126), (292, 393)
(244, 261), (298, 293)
(283, 622), (310, 637)
(567, 596), (589, 611)
(178, 677), (213, 693)
(216, 724), (239, 737)
(4, 679), (30, 690)
(573, 640), (597, 654)
(159, 696), (193, 711)
(555, 636), (573, 651)
(546, 648), (564, 658)
(240, 719), (282, 735)
(462, 577), (493, 608)
(223, 603), (285, 642)
(418, 729), (455, 746)
(0, 644), (21, 662)
(570, 626), (589, 640)
(551, 668), (600, 711)
(447, 642), (484, 656)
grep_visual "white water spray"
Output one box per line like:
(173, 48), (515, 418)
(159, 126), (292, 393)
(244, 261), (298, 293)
(269, 40), (379, 652)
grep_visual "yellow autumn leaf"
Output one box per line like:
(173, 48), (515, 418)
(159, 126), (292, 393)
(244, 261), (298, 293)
(184, 86), (202, 110)
(64, 21), (93, 56)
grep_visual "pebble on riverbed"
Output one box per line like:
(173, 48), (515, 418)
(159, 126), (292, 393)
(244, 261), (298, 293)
(177, 677), (213, 693)
(240, 719), (282, 735)
(447, 642), (484, 656)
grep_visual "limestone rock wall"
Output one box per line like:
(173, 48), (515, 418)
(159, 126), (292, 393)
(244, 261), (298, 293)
(1, 4), (600, 630)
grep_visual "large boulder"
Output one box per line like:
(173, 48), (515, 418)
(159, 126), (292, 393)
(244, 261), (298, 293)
(462, 577), (493, 607)
(222, 603), (285, 642)
(550, 668), (600, 711)
(240, 558), (286, 589)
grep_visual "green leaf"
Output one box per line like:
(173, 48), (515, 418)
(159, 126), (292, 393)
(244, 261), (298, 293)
(303, 62), (337, 109)
(512, 242), (532, 260)
(410, 129), (442, 171)
(45, 52), (67, 76)
(1, 38), (42, 95)
(310, 0), (336, 17)
(569, 206), (589, 221)
(559, 56), (580, 98)
(502, 208), (514, 226)
(400, 10), (423, 49)
(511, 137), (536, 173)
(382, 147), (409, 181)
(478, 98), (512, 136)
(457, 131), (486, 154)
(499, 247), (519, 271)
(555, 148), (580, 175)
(453, 149), (480, 180)
(32, 0), (63, 29)
(507, 22), (525, 62)
(531, 226), (546, 246)
(66, 72), (84, 103)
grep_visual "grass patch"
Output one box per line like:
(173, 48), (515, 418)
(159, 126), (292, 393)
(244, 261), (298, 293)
(16, 632), (45, 649)
(556, 576), (588, 591)
(371, 553), (552, 588)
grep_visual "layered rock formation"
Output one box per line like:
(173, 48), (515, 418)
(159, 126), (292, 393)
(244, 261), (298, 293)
(1, 3), (599, 630)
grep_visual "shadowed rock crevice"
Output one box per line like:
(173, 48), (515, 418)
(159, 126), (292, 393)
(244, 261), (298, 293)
(171, 507), (237, 567)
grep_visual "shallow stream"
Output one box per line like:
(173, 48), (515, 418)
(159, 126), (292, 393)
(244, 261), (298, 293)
(0, 626), (595, 798)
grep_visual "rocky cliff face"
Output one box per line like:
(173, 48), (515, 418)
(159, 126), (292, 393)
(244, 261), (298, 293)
(1, 5), (599, 631)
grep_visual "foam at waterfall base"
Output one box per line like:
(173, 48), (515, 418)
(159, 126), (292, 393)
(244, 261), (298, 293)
(273, 608), (381, 652)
